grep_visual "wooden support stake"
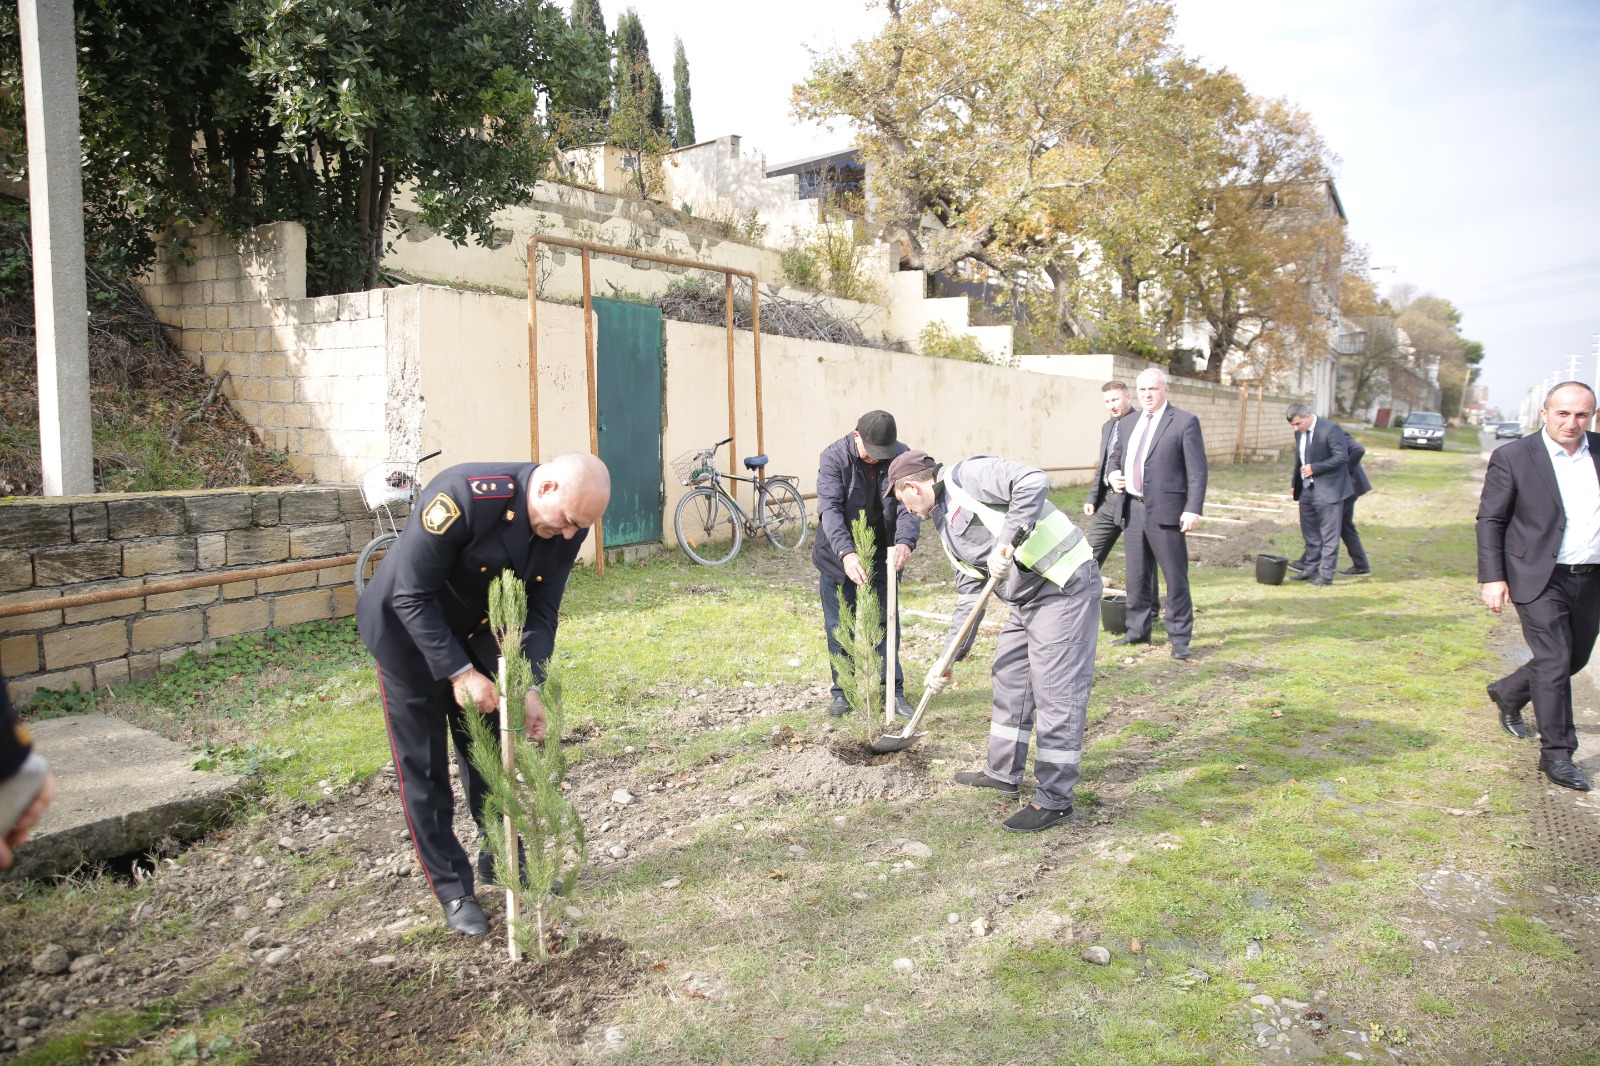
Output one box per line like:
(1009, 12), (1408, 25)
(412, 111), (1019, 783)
(499, 655), (521, 963)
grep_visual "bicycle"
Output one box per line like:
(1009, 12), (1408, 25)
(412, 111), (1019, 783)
(671, 438), (809, 566)
(354, 449), (441, 597)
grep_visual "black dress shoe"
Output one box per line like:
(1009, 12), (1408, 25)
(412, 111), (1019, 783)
(1110, 634), (1150, 646)
(1002, 803), (1073, 833)
(1289, 569), (1316, 581)
(1338, 567), (1372, 576)
(1170, 643), (1192, 661)
(827, 695), (851, 717)
(1486, 682), (1530, 739)
(1538, 756), (1591, 792)
(953, 770), (1021, 797)
(1307, 575), (1333, 586)
(443, 896), (490, 936)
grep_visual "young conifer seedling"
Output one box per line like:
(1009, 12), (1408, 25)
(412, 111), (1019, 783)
(827, 513), (884, 743)
(465, 570), (587, 961)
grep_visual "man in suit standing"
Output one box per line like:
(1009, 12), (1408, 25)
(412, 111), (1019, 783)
(1285, 403), (1351, 586)
(1289, 423), (1373, 577)
(1108, 367), (1208, 660)
(1085, 381), (1133, 566)
(1477, 381), (1600, 792)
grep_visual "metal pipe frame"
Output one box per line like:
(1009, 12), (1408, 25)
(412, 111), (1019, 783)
(525, 234), (767, 575)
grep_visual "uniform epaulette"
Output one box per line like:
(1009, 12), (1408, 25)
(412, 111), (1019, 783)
(468, 476), (516, 501)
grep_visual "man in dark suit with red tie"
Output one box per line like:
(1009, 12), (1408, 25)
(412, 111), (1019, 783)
(1477, 381), (1600, 792)
(1285, 403), (1352, 587)
(1107, 367), (1208, 660)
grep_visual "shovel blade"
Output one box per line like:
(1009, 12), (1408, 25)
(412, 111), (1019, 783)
(870, 730), (926, 754)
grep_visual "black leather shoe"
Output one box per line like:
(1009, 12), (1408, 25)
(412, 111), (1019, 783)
(1289, 569), (1316, 581)
(1487, 682), (1530, 740)
(1539, 756), (1591, 792)
(1338, 567), (1372, 576)
(827, 695), (851, 717)
(1307, 575), (1333, 586)
(1110, 634), (1151, 647)
(1002, 803), (1073, 833)
(894, 693), (914, 720)
(443, 896), (490, 937)
(1286, 560), (1308, 573)
(953, 770), (1020, 798)
(1170, 643), (1192, 661)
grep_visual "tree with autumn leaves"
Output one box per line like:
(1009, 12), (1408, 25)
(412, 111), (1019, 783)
(793, 0), (1408, 383)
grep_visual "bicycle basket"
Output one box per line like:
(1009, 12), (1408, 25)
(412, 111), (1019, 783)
(360, 462), (415, 511)
(669, 449), (716, 486)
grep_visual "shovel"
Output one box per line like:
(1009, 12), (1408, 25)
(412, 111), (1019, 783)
(870, 560), (1006, 754)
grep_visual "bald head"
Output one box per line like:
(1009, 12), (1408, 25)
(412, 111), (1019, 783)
(1135, 367), (1170, 413)
(527, 452), (611, 539)
(1541, 383), (1596, 455)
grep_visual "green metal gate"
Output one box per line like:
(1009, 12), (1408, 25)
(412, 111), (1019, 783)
(592, 297), (665, 546)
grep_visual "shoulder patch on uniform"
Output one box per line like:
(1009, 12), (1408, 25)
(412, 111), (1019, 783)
(469, 476), (516, 501)
(421, 492), (462, 535)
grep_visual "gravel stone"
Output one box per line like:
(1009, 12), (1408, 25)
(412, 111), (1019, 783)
(277, 837), (302, 852)
(31, 945), (70, 975)
(1079, 945), (1112, 966)
(612, 790), (635, 806)
(892, 958), (915, 974)
(263, 947), (292, 966)
(902, 841), (933, 859)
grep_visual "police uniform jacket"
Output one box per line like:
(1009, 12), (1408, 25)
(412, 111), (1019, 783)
(356, 462), (586, 685)
(811, 433), (920, 583)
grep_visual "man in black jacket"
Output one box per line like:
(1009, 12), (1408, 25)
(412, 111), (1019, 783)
(1286, 403), (1351, 587)
(1084, 381), (1133, 567)
(357, 452), (610, 934)
(1478, 382), (1600, 791)
(812, 411), (920, 717)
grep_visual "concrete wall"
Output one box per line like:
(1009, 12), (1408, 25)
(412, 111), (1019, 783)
(143, 225), (390, 484)
(0, 487), (372, 701)
(662, 136), (822, 243)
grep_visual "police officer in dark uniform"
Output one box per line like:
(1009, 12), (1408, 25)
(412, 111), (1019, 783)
(357, 452), (610, 935)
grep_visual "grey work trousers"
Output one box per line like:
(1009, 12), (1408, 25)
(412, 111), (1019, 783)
(984, 566), (1103, 810)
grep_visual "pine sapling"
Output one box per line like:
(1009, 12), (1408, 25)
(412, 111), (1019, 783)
(465, 571), (587, 961)
(827, 513), (884, 742)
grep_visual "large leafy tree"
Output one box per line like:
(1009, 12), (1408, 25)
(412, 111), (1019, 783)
(794, 0), (1176, 277)
(1163, 97), (1347, 381)
(0, 0), (607, 295)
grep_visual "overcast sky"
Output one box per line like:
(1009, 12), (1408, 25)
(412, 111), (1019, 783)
(612, 0), (1600, 414)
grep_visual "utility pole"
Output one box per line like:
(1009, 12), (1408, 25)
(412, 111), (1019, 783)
(19, 0), (94, 495)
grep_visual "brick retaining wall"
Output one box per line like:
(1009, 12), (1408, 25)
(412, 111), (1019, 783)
(0, 486), (381, 703)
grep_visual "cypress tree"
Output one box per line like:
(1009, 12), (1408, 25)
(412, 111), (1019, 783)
(672, 37), (695, 146)
(568, 0), (610, 116)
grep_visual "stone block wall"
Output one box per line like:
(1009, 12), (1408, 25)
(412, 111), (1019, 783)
(0, 486), (380, 703)
(142, 224), (392, 485)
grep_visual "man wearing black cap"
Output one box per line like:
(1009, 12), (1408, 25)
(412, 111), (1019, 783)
(812, 411), (921, 718)
(888, 449), (1100, 833)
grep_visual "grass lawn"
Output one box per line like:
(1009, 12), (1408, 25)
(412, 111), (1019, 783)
(10, 429), (1598, 1065)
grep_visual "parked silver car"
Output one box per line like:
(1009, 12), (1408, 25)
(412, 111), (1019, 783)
(1494, 422), (1524, 440)
(1399, 411), (1447, 450)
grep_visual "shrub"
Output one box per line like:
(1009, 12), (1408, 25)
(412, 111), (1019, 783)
(918, 321), (989, 362)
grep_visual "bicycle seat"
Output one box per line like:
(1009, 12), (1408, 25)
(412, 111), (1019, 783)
(743, 455), (769, 470)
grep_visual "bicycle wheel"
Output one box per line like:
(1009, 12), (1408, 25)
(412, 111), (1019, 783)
(354, 533), (398, 598)
(758, 478), (808, 551)
(674, 487), (742, 565)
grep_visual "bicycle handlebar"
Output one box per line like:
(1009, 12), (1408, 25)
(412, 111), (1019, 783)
(715, 437), (733, 448)
(418, 449), (441, 464)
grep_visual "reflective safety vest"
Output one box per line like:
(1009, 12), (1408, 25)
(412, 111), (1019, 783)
(940, 469), (1094, 588)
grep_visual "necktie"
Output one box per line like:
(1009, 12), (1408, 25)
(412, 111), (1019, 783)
(1104, 421), (1119, 484)
(1129, 413), (1154, 496)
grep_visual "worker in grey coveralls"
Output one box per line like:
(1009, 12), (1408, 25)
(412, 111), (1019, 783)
(887, 449), (1101, 833)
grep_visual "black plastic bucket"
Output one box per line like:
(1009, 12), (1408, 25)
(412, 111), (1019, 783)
(1255, 553), (1289, 586)
(1101, 591), (1128, 634)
